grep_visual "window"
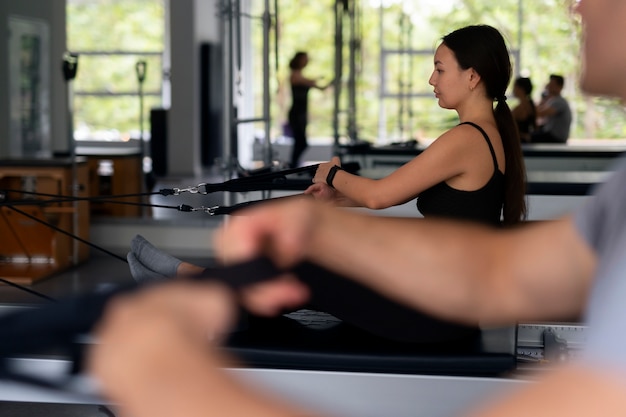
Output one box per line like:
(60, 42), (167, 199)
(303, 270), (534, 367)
(249, 0), (626, 143)
(66, 0), (166, 142)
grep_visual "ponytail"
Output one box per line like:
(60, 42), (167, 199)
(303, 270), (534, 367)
(494, 100), (527, 225)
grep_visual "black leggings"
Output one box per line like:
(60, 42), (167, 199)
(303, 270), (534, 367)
(289, 117), (308, 168)
(206, 261), (478, 345)
(0, 257), (478, 380)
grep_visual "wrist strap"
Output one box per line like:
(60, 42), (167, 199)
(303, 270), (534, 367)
(326, 165), (343, 188)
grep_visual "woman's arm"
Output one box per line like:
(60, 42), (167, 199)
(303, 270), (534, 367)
(291, 71), (331, 90)
(311, 125), (494, 210)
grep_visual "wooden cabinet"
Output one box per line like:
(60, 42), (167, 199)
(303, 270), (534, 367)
(0, 158), (90, 284)
(80, 148), (144, 217)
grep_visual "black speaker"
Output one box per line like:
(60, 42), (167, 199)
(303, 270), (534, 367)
(200, 43), (224, 167)
(150, 108), (168, 177)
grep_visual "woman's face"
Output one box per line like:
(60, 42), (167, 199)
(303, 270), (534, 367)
(428, 44), (471, 110)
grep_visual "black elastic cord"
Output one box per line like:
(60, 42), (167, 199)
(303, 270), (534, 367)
(0, 188), (160, 208)
(1, 165), (317, 208)
(211, 194), (311, 216)
(0, 277), (56, 302)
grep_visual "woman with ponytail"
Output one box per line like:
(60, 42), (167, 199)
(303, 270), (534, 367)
(308, 25), (527, 226)
(124, 25), (528, 349)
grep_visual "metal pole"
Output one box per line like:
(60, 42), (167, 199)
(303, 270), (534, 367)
(224, 0), (240, 207)
(62, 52), (79, 265)
(273, 0), (280, 83)
(136, 61), (147, 165)
(398, 13), (405, 141)
(262, 0), (272, 166)
(347, 0), (358, 142)
(221, 0), (234, 193)
(378, 4), (386, 143)
(135, 60), (149, 217)
(333, 1), (344, 145)
(517, 0), (523, 74)
(231, 0), (241, 175)
(407, 20), (414, 140)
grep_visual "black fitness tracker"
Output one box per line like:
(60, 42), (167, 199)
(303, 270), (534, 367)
(326, 165), (343, 188)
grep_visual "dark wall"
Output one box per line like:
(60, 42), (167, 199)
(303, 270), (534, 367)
(200, 43), (223, 167)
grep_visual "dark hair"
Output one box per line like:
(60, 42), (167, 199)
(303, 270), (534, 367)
(289, 52), (308, 70)
(442, 25), (527, 225)
(549, 74), (565, 88)
(514, 77), (533, 96)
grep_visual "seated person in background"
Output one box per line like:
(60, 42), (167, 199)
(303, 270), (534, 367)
(531, 74), (572, 143)
(306, 24), (526, 227)
(511, 77), (536, 143)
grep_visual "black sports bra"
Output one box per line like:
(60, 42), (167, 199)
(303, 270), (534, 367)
(416, 122), (505, 226)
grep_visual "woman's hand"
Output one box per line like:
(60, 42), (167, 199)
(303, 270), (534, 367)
(312, 156), (341, 186)
(304, 183), (357, 207)
(304, 182), (337, 202)
(309, 157), (359, 207)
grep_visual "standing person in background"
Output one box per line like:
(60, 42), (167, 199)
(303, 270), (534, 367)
(511, 77), (537, 143)
(531, 74), (572, 143)
(287, 51), (333, 168)
(305, 25), (526, 227)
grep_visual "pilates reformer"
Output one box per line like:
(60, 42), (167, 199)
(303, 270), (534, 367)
(0, 163), (586, 417)
(0, 255), (523, 417)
